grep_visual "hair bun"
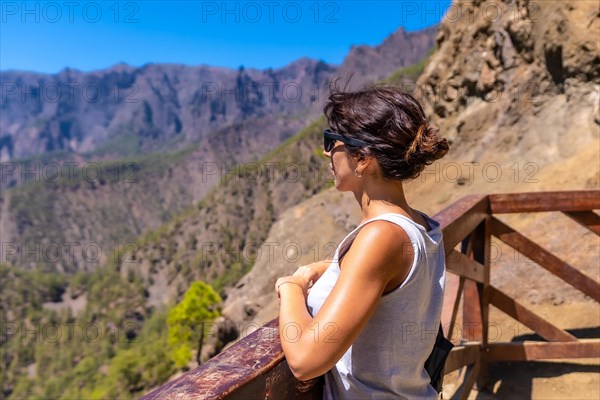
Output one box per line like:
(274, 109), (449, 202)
(405, 123), (449, 167)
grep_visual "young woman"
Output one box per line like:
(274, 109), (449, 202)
(276, 85), (450, 399)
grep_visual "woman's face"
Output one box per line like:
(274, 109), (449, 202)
(323, 142), (358, 191)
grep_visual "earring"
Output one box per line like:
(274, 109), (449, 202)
(354, 169), (363, 177)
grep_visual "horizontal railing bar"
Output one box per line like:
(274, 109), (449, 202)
(226, 360), (323, 400)
(489, 190), (600, 214)
(485, 339), (600, 362)
(141, 320), (284, 400)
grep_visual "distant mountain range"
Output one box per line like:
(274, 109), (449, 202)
(0, 26), (437, 163)
(0, 25), (437, 272)
(0, 60), (332, 161)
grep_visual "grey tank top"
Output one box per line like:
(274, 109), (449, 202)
(306, 211), (446, 400)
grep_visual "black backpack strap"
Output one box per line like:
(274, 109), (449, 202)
(425, 323), (454, 393)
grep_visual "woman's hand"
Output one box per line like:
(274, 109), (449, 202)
(303, 260), (330, 282)
(276, 266), (319, 298)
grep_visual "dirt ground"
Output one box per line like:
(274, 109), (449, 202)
(442, 302), (600, 400)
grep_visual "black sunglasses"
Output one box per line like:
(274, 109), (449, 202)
(323, 129), (369, 152)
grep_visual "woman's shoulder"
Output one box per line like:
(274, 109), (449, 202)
(342, 220), (415, 293)
(350, 220), (413, 262)
(357, 216), (411, 236)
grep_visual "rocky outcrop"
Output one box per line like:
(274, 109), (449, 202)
(415, 0), (599, 164)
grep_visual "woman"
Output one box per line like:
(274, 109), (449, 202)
(276, 85), (450, 399)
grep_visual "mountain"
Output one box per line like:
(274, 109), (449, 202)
(337, 25), (438, 88)
(0, 27), (437, 163)
(0, 60), (333, 161)
(0, 26), (437, 272)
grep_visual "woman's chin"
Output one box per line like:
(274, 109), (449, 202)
(330, 171), (348, 191)
(332, 177), (348, 191)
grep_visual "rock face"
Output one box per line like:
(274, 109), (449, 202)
(416, 0), (599, 165)
(405, 0), (600, 310)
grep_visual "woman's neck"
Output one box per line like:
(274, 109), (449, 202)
(354, 179), (413, 223)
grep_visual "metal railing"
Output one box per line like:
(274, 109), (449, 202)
(141, 190), (600, 400)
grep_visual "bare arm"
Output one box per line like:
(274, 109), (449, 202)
(276, 221), (412, 381)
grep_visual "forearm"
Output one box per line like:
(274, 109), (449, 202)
(276, 266), (329, 380)
(278, 284), (313, 343)
(278, 284), (319, 379)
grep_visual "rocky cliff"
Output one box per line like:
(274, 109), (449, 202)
(418, 0), (599, 168)
(337, 25), (438, 89)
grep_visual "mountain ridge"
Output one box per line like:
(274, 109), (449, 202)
(1, 25), (437, 272)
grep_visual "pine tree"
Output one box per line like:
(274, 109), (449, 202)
(167, 281), (221, 368)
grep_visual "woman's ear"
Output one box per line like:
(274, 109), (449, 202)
(355, 153), (373, 174)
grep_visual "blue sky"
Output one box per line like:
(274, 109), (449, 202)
(1, 1), (451, 73)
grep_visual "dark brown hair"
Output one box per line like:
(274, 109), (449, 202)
(323, 84), (449, 181)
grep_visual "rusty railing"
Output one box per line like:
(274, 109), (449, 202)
(141, 190), (600, 399)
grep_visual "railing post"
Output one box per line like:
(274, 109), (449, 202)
(461, 236), (482, 343)
(476, 217), (491, 390)
(461, 216), (491, 391)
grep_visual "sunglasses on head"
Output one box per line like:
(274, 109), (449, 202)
(323, 129), (369, 152)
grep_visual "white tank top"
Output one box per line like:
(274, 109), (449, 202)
(306, 211), (446, 400)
